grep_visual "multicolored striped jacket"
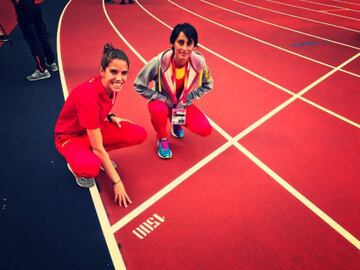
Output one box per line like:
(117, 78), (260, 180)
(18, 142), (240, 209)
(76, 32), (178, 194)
(134, 49), (213, 108)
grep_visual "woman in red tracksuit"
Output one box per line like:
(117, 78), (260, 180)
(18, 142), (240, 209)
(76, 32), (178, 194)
(134, 23), (213, 159)
(55, 44), (147, 207)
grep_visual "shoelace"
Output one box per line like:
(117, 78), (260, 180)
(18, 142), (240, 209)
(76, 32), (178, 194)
(160, 139), (169, 150)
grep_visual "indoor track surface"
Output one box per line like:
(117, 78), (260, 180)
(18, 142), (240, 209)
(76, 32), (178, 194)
(1, 1), (359, 269)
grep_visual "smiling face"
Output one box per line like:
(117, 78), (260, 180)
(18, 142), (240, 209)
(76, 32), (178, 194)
(100, 58), (128, 96)
(172, 31), (195, 67)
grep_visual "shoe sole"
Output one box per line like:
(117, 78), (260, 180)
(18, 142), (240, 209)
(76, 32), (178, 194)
(157, 151), (172, 159)
(76, 177), (95, 188)
(45, 65), (58, 72)
(171, 129), (184, 139)
(26, 74), (51, 81)
(67, 163), (95, 188)
(157, 141), (173, 159)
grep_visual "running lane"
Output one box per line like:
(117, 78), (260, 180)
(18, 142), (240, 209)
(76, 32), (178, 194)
(343, 56), (360, 74)
(106, 1), (292, 136)
(137, 0), (331, 92)
(303, 70), (360, 124)
(170, 0), (359, 69)
(253, 0), (360, 30)
(318, 0), (360, 11)
(274, 0), (360, 19)
(226, 0), (360, 48)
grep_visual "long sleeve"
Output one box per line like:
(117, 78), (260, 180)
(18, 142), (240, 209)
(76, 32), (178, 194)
(185, 64), (213, 105)
(133, 57), (168, 103)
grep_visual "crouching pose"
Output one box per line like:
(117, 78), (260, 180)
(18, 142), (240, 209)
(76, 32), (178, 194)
(134, 23), (213, 159)
(55, 44), (147, 207)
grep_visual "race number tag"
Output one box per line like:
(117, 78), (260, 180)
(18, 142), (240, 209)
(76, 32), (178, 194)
(171, 108), (186, 125)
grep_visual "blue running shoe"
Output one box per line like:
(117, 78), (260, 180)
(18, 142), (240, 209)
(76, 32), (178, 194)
(157, 138), (172, 159)
(171, 125), (184, 138)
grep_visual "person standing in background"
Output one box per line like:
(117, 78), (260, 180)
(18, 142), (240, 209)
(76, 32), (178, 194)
(11, 0), (58, 81)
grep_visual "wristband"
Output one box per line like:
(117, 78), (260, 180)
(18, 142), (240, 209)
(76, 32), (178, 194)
(107, 113), (116, 122)
(113, 180), (121, 185)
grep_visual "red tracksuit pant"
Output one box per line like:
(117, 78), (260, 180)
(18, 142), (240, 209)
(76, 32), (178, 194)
(148, 100), (212, 139)
(55, 121), (147, 178)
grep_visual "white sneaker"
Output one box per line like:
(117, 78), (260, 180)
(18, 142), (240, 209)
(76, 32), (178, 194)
(26, 69), (51, 81)
(67, 163), (95, 188)
(46, 62), (58, 72)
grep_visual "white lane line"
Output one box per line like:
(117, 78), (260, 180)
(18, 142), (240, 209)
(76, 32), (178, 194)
(266, 0), (360, 21)
(169, 0), (360, 78)
(108, 0), (360, 249)
(233, 52), (360, 141)
(332, 0), (360, 6)
(300, 0), (359, 13)
(234, 142), (360, 250)
(89, 186), (127, 270)
(234, 0), (360, 33)
(57, 0), (71, 100)
(298, 97), (360, 128)
(58, 1), (127, 269)
(321, 8), (350, 12)
(200, 0), (359, 50)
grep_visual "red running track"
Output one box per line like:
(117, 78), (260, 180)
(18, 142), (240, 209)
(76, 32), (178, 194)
(59, 0), (360, 269)
(218, 0), (360, 52)
(0, 0), (16, 47)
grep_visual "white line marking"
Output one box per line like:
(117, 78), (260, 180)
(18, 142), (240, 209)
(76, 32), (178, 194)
(111, 141), (233, 233)
(234, 142), (360, 249)
(233, 52), (360, 141)
(332, 0), (360, 6)
(57, 0), (71, 100)
(298, 97), (360, 128)
(58, 1), (127, 269)
(234, 0), (360, 33)
(200, 0), (359, 50)
(108, 0), (360, 249)
(90, 186), (127, 270)
(321, 8), (350, 12)
(169, 0), (360, 77)
(266, 0), (360, 21)
(300, 0), (358, 13)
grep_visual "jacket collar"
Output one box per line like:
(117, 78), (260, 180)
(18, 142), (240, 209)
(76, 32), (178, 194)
(159, 49), (205, 73)
(159, 49), (204, 98)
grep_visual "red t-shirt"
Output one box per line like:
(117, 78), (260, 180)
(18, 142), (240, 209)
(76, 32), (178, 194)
(55, 76), (115, 135)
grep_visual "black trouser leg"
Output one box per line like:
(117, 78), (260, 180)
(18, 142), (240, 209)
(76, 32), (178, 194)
(18, 16), (47, 72)
(33, 7), (55, 65)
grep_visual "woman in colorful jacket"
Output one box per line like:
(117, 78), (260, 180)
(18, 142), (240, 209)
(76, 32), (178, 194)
(55, 44), (147, 207)
(134, 23), (213, 159)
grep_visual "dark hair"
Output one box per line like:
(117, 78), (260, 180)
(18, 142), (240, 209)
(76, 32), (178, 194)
(101, 43), (130, 69)
(170, 23), (198, 47)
